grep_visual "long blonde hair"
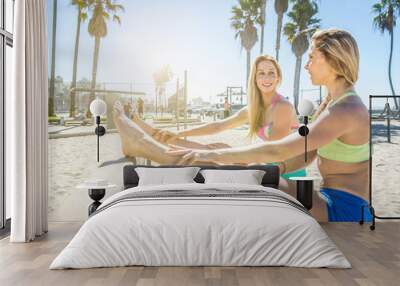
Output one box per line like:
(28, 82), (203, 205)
(312, 28), (360, 119)
(247, 55), (282, 138)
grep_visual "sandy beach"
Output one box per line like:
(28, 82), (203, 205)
(48, 117), (400, 222)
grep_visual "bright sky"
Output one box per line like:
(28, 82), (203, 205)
(47, 0), (400, 107)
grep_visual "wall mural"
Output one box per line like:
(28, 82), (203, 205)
(47, 0), (400, 222)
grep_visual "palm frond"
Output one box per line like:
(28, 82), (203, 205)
(372, 0), (396, 34)
(102, 11), (110, 20)
(284, 0), (320, 44)
(283, 22), (297, 42)
(114, 4), (125, 12)
(113, 15), (121, 25)
(72, 0), (90, 10)
(81, 12), (88, 21)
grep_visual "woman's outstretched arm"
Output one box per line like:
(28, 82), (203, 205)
(153, 107), (248, 142)
(129, 108), (228, 150)
(279, 150), (318, 174)
(169, 103), (358, 165)
(179, 107), (248, 137)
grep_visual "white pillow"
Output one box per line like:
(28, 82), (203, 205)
(135, 167), (200, 186)
(200, 169), (266, 185)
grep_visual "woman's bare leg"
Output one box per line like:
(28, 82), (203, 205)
(124, 102), (210, 149)
(129, 109), (157, 137)
(113, 102), (180, 165)
(113, 102), (218, 165)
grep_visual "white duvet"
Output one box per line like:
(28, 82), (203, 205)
(50, 183), (351, 269)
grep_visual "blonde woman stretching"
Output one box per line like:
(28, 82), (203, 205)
(114, 55), (306, 180)
(168, 29), (372, 223)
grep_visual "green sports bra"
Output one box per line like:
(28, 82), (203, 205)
(317, 91), (369, 163)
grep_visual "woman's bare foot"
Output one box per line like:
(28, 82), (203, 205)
(113, 101), (147, 157)
(113, 101), (216, 165)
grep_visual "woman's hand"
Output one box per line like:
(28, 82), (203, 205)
(152, 129), (180, 143)
(167, 147), (218, 165)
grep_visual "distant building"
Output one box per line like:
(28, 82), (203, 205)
(190, 96), (210, 107)
(214, 90), (247, 108)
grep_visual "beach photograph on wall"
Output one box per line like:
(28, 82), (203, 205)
(46, 0), (400, 222)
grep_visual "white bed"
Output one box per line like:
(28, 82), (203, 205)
(50, 183), (351, 269)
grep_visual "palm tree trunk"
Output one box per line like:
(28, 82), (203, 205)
(260, 26), (265, 55)
(388, 31), (398, 109)
(49, 0), (57, 117)
(246, 50), (251, 89)
(275, 13), (283, 61)
(260, 0), (266, 55)
(88, 36), (101, 117)
(155, 87), (158, 116)
(70, 9), (82, 118)
(160, 86), (164, 118)
(293, 56), (302, 114)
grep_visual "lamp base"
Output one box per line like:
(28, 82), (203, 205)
(95, 125), (106, 136)
(298, 125), (309, 136)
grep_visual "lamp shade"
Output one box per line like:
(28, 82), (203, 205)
(298, 99), (315, 116)
(90, 97), (107, 116)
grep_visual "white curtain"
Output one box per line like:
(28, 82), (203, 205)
(7, 0), (48, 242)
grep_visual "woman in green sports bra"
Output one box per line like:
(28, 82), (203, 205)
(169, 28), (371, 223)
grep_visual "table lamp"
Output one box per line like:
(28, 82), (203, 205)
(90, 97), (107, 162)
(298, 99), (315, 162)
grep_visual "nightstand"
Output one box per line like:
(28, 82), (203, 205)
(76, 181), (117, 216)
(288, 176), (319, 210)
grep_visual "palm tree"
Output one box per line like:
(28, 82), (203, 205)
(231, 0), (265, 88)
(372, 0), (399, 109)
(49, 0), (58, 117)
(86, 0), (124, 117)
(153, 65), (173, 117)
(69, 0), (89, 118)
(259, 0), (267, 55)
(284, 0), (320, 113)
(274, 0), (289, 61)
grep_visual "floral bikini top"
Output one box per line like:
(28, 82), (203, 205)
(257, 94), (299, 141)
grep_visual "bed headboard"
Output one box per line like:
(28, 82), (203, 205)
(123, 164), (280, 190)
